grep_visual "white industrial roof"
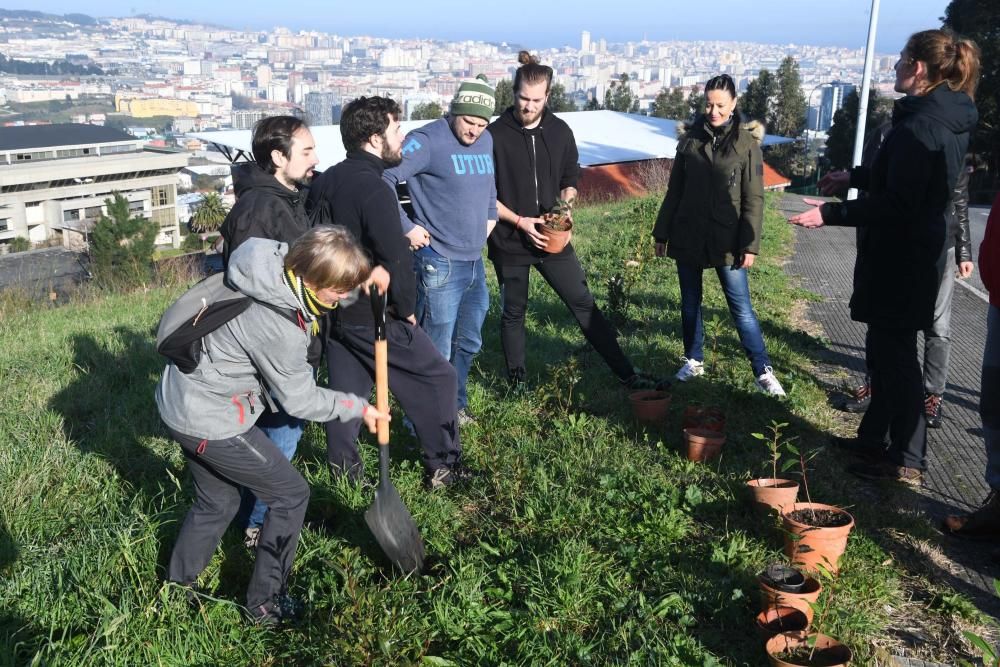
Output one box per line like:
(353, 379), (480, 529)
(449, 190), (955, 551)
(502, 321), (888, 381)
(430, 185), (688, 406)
(191, 110), (793, 172)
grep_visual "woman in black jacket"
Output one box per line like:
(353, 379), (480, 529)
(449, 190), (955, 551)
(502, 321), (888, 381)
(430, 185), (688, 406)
(790, 28), (980, 483)
(653, 74), (785, 396)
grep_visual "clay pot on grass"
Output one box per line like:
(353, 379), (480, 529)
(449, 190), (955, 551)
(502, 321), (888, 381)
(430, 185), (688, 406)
(629, 390), (671, 424)
(541, 222), (573, 254)
(781, 503), (855, 575)
(758, 568), (822, 624)
(748, 478), (800, 515)
(681, 405), (725, 432)
(765, 632), (852, 666)
(683, 428), (725, 462)
(756, 605), (810, 640)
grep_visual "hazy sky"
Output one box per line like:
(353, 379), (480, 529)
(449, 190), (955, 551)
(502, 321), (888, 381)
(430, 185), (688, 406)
(10, 0), (952, 53)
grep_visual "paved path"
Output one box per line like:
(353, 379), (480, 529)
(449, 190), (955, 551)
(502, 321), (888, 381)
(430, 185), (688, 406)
(780, 194), (999, 623)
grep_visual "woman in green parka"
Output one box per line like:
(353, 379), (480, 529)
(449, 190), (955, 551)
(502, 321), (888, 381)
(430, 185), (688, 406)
(652, 74), (785, 396)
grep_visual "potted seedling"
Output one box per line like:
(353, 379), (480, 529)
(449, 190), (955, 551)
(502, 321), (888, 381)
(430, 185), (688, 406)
(747, 421), (800, 516)
(780, 446), (855, 575)
(758, 563), (823, 625)
(765, 566), (852, 666)
(541, 198), (574, 254)
(629, 388), (671, 425)
(683, 427), (726, 462)
(681, 405), (726, 433)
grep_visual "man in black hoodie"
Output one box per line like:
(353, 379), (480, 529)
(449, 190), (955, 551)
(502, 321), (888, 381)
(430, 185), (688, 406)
(487, 51), (662, 391)
(219, 115), (320, 546)
(308, 96), (467, 489)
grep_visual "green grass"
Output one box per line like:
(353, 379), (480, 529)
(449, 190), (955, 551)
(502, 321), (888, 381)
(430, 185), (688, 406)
(0, 194), (981, 665)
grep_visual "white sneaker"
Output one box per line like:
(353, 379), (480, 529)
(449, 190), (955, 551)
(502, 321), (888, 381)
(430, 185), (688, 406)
(755, 367), (786, 396)
(674, 358), (705, 382)
(244, 526), (260, 549)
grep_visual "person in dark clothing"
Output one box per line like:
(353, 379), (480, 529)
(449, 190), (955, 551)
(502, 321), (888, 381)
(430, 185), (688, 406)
(790, 28), (980, 484)
(307, 96), (469, 489)
(158, 228), (387, 624)
(487, 50), (664, 391)
(652, 74), (785, 396)
(217, 115), (320, 546)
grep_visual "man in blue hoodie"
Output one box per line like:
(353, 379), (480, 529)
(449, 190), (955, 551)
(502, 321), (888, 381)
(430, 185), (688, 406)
(383, 76), (497, 424)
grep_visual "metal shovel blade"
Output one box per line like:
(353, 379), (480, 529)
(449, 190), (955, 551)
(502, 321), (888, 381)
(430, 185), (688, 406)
(364, 446), (425, 573)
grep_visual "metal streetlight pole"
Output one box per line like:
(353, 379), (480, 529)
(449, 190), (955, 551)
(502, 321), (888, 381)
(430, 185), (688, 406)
(848, 0), (880, 200)
(803, 82), (828, 189)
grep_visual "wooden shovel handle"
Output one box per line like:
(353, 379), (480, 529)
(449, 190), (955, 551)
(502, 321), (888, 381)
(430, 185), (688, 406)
(374, 338), (389, 446)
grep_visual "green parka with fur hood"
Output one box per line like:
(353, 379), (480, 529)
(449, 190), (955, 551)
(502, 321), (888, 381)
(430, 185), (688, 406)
(652, 114), (766, 268)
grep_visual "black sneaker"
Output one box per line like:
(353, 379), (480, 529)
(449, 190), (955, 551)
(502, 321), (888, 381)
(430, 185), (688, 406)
(924, 392), (944, 428)
(622, 372), (671, 392)
(848, 460), (923, 486)
(507, 367), (530, 396)
(829, 436), (885, 461)
(248, 594), (304, 626)
(840, 382), (871, 413)
(425, 463), (480, 490)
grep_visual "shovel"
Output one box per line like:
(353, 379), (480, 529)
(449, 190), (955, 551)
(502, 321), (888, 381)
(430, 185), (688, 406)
(363, 284), (425, 573)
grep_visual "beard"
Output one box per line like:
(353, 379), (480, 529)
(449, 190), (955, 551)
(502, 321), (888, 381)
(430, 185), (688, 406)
(380, 142), (402, 167)
(291, 170), (314, 188)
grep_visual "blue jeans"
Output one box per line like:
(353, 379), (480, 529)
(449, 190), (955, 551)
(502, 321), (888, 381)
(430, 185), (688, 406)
(246, 407), (303, 529)
(984, 305), (1000, 490)
(415, 246), (489, 411)
(676, 262), (771, 376)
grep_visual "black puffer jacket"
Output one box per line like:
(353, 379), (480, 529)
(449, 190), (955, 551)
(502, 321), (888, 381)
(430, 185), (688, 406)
(821, 85), (978, 330)
(220, 163), (312, 268)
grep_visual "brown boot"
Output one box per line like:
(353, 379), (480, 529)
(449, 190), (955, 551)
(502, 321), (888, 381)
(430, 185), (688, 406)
(943, 491), (1000, 540)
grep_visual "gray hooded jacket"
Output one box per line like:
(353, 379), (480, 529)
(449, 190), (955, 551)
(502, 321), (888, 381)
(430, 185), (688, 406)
(156, 237), (368, 440)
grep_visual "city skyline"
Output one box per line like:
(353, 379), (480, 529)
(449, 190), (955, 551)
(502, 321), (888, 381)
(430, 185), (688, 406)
(6, 0), (951, 52)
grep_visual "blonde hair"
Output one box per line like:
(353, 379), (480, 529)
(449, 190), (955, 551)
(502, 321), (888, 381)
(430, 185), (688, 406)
(284, 226), (370, 291)
(905, 29), (981, 99)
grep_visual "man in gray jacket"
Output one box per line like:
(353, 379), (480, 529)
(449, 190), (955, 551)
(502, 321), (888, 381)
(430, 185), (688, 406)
(156, 228), (386, 625)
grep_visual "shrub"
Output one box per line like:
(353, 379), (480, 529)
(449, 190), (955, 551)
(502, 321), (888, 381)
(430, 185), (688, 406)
(8, 237), (31, 253)
(88, 193), (158, 289)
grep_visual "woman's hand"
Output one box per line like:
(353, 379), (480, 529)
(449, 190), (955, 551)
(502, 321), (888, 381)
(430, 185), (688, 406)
(654, 242), (667, 258)
(789, 199), (826, 229)
(362, 404), (391, 434)
(958, 261), (974, 279)
(736, 253), (756, 269)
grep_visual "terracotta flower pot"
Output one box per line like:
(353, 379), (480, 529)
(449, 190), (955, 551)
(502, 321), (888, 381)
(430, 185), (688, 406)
(683, 428), (725, 462)
(748, 478), (800, 516)
(629, 390), (670, 424)
(781, 503), (855, 575)
(756, 605), (810, 641)
(758, 571), (822, 624)
(681, 405), (725, 432)
(542, 221), (572, 254)
(765, 632), (852, 666)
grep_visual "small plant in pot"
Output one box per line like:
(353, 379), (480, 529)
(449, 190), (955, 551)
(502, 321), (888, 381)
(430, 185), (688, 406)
(541, 198), (574, 254)
(748, 421), (800, 516)
(681, 405), (725, 433)
(629, 388), (671, 425)
(765, 566), (852, 666)
(780, 446), (855, 575)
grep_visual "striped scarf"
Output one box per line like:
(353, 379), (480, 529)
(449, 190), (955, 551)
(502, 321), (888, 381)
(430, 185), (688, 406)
(282, 267), (336, 334)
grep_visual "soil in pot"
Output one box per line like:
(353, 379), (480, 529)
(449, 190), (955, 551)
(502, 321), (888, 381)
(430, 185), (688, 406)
(682, 406), (725, 432)
(629, 390), (670, 424)
(782, 503), (855, 574)
(766, 633), (852, 667)
(683, 428), (725, 462)
(761, 563), (805, 593)
(748, 478), (799, 515)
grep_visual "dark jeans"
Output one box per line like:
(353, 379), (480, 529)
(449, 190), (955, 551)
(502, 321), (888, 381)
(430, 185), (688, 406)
(676, 261), (771, 376)
(984, 305), (1000, 490)
(324, 317), (461, 476)
(166, 425), (309, 611)
(492, 248), (634, 380)
(857, 326), (927, 470)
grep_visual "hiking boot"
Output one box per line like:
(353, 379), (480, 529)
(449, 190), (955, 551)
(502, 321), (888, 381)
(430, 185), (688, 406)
(244, 526), (261, 549)
(425, 463), (480, 490)
(457, 408), (478, 426)
(840, 382), (871, 413)
(943, 490), (1000, 540)
(507, 367), (530, 395)
(754, 367), (786, 397)
(829, 436), (885, 461)
(622, 371), (671, 392)
(674, 358), (705, 382)
(924, 392), (944, 429)
(848, 460), (923, 486)
(248, 594), (305, 626)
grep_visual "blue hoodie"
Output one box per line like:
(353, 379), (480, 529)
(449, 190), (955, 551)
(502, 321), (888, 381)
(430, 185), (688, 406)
(384, 117), (498, 261)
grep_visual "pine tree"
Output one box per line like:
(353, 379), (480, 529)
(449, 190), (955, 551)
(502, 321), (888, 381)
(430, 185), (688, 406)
(824, 87), (893, 170)
(88, 193), (158, 289)
(739, 69), (776, 124)
(604, 74), (638, 113)
(547, 83), (575, 112)
(769, 57), (809, 175)
(493, 79), (514, 114)
(651, 87), (689, 120)
(410, 102), (443, 120)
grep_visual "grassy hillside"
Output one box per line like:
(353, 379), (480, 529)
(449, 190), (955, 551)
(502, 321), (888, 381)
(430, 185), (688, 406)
(0, 194), (986, 665)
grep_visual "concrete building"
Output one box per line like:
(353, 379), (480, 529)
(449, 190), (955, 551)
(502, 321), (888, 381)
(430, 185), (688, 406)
(0, 124), (188, 252)
(816, 81), (855, 131)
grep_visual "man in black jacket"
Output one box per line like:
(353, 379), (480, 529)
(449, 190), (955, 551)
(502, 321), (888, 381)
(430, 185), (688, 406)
(308, 96), (467, 489)
(218, 115), (320, 546)
(487, 51), (662, 391)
